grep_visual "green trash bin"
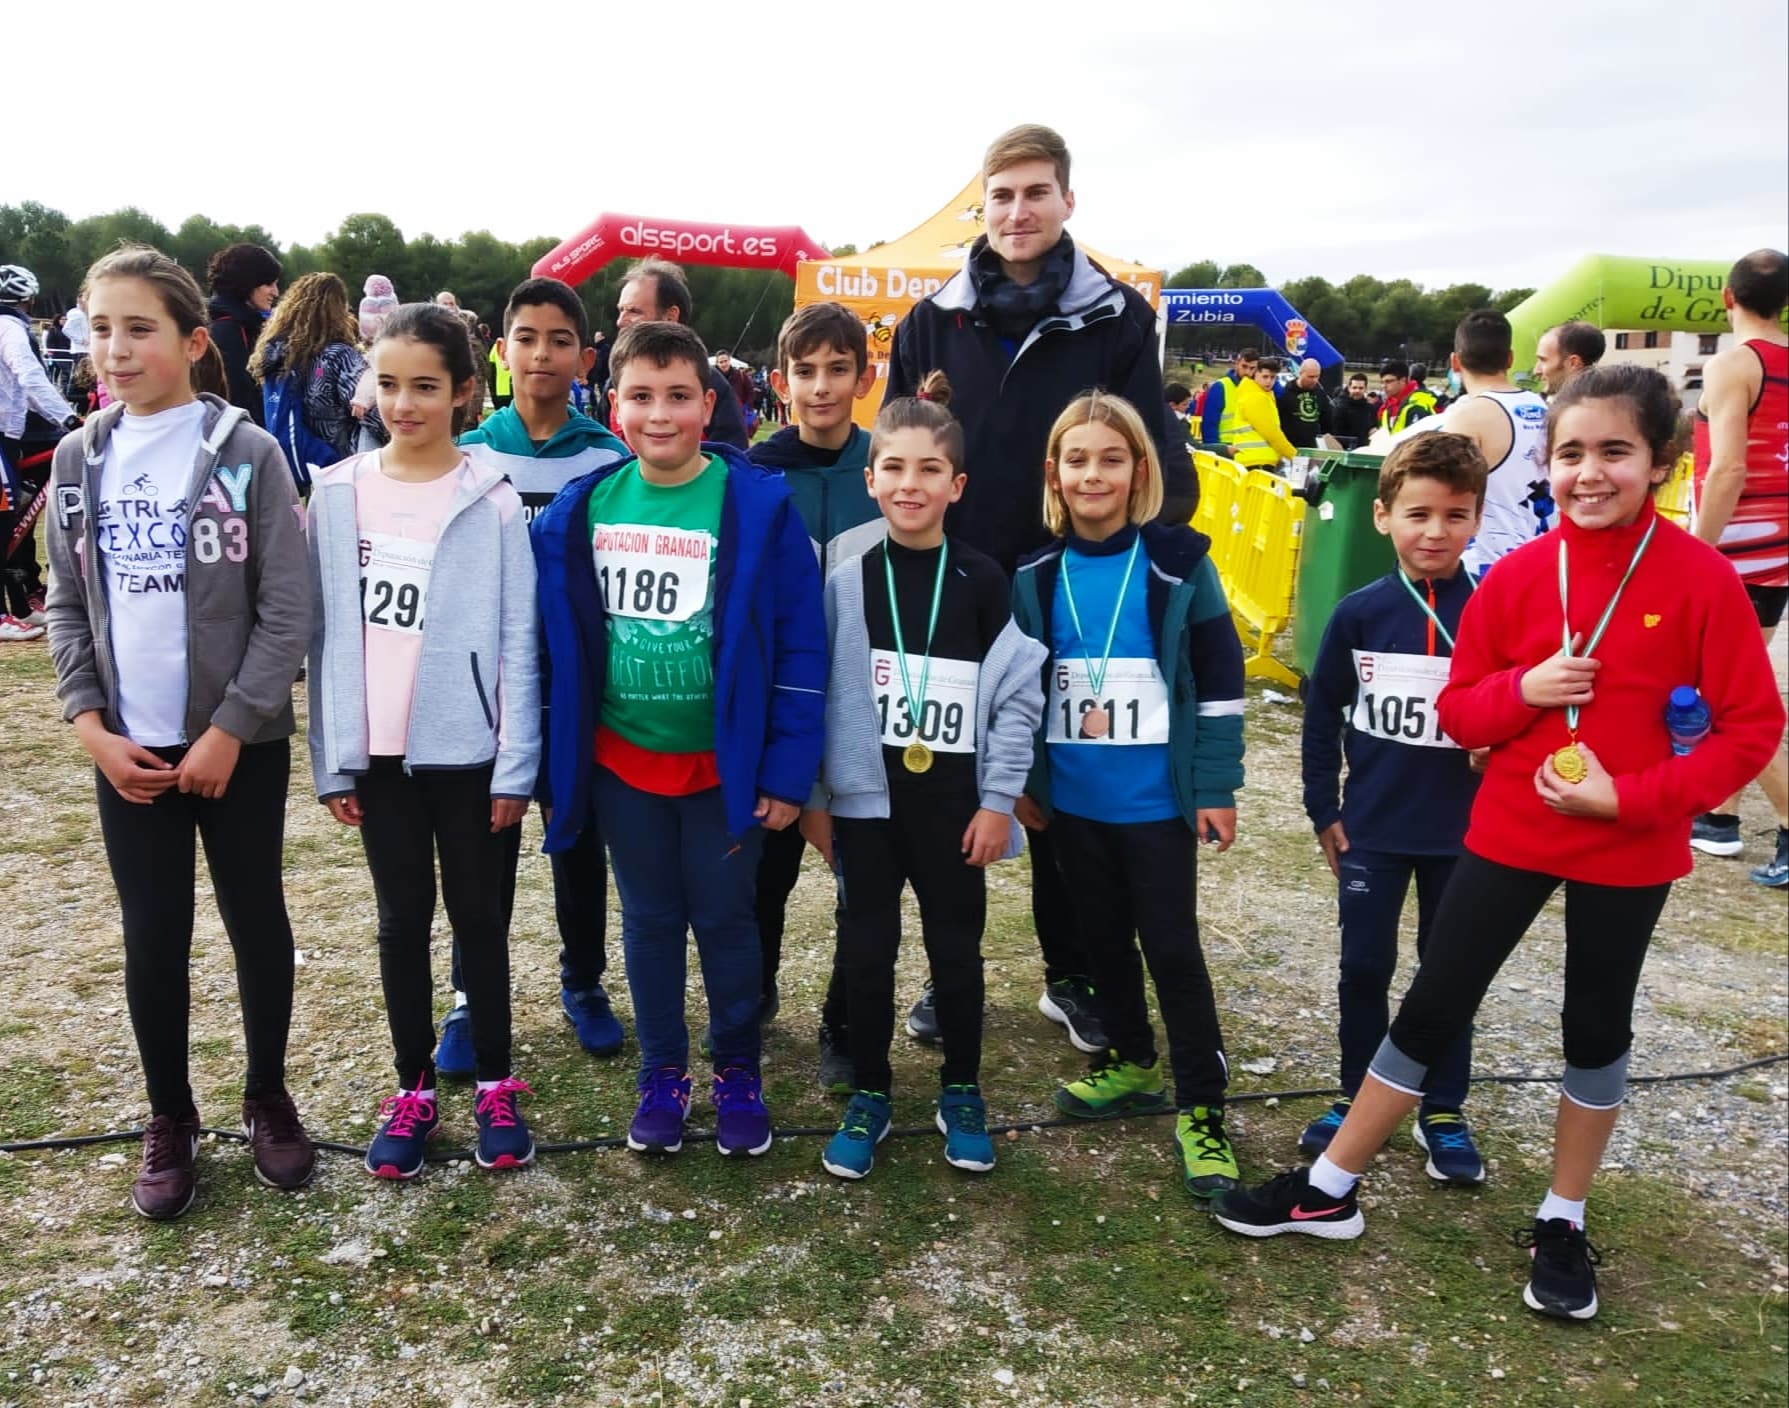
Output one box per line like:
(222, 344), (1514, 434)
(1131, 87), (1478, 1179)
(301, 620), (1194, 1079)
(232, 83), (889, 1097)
(1291, 450), (1397, 677)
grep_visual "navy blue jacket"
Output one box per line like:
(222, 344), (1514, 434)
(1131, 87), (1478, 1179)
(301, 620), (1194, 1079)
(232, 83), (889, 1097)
(1301, 569), (1480, 855)
(531, 442), (827, 851)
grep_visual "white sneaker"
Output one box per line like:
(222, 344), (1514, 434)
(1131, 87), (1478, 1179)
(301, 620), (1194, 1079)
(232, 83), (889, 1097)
(24, 609), (47, 627)
(0, 614), (46, 641)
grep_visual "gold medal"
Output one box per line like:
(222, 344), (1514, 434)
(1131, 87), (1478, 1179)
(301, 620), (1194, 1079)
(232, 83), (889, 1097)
(1551, 743), (1587, 784)
(1080, 707), (1110, 739)
(902, 741), (934, 774)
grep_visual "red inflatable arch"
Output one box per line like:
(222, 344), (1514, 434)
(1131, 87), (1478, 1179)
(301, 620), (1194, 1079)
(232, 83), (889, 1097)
(533, 213), (831, 286)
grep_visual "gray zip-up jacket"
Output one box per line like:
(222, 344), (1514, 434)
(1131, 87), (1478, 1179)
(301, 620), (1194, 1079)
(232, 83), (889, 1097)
(306, 452), (540, 801)
(45, 395), (308, 744)
(809, 552), (1046, 860)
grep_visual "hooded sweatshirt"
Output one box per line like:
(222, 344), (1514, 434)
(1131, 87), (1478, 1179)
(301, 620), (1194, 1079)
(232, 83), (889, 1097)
(746, 424), (885, 574)
(207, 292), (267, 425)
(458, 405), (629, 524)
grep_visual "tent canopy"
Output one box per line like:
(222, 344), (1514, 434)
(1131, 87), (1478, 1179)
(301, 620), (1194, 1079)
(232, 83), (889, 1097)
(794, 176), (1165, 423)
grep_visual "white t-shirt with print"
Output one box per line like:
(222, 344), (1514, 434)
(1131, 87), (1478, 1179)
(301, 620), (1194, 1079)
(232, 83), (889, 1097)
(96, 402), (204, 745)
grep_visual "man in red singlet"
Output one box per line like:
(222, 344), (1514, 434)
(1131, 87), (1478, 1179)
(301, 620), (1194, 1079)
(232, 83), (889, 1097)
(1690, 248), (1789, 885)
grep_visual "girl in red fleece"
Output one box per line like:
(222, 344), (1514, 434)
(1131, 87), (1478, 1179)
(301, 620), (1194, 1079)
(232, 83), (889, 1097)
(1214, 365), (1784, 1323)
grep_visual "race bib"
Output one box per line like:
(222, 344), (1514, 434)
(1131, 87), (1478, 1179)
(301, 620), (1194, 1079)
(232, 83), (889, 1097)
(592, 522), (712, 623)
(1349, 650), (1459, 749)
(870, 650), (978, 754)
(1046, 657), (1170, 745)
(360, 532), (434, 635)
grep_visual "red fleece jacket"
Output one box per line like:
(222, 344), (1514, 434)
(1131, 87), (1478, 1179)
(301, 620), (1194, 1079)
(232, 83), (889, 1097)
(1437, 501), (1785, 885)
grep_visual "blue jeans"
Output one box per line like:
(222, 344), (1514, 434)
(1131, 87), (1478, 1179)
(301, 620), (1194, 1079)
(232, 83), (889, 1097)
(1336, 849), (1471, 1111)
(595, 768), (764, 1077)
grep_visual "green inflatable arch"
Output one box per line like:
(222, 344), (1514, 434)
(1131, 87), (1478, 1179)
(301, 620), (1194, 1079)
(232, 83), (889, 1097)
(1505, 253), (1734, 378)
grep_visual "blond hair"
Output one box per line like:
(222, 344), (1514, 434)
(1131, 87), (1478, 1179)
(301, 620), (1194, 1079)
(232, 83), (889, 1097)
(982, 124), (1071, 193)
(1043, 391), (1164, 535)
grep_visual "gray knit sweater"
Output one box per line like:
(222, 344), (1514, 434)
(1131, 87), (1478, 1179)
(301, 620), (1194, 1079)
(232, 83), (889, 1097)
(809, 551), (1046, 860)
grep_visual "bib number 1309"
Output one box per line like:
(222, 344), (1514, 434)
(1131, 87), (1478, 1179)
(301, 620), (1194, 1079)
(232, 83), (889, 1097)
(1349, 651), (1459, 749)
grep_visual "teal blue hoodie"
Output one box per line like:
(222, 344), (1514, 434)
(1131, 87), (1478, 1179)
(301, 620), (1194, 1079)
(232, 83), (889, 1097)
(459, 406), (629, 522)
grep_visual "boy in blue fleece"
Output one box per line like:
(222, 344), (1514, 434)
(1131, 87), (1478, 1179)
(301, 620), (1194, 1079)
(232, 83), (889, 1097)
(431, 278), (631, 1075)
(746, 301), (879, 1086)
(533, 320), (826, 1160)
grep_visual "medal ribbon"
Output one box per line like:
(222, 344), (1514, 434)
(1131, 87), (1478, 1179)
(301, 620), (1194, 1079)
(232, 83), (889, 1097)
(1558, 516), (1657, 734)
(1398, 569), (1475, 654)
(1060, 537), (1141, 700)
(884, 542), (948, 738)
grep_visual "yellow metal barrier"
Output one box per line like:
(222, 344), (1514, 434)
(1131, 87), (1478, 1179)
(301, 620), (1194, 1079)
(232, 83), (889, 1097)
(1191, 452), (1304, 689)
(1657, 451), (1694, 526)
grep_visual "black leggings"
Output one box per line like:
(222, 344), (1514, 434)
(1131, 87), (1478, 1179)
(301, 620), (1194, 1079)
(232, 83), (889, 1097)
(1028, 823), (1091, 985)
(1378, 851), (1671, 1109)
(755, 822), (848, 1028)
(1052, 811), (1228, 1109)
(358, 759), (513, 1087)
(835, 792), (986, 1093)
(95, 738), (296, 1118)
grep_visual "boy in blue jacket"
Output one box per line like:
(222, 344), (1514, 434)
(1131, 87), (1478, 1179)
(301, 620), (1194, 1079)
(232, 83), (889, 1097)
(533, 320), (826, 1160)
(747, 301), (879, 1088)
(1298, 432), (1489, 1185)
(434, 277), (631, 1074)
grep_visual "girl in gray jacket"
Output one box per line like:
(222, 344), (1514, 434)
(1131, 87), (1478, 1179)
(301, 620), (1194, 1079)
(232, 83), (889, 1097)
(307, 304), (540, 1180)
(45, 247), (315, 1221)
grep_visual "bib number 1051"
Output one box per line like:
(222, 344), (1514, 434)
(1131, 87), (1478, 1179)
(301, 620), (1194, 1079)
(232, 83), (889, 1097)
(1349, 651), (1459, 750)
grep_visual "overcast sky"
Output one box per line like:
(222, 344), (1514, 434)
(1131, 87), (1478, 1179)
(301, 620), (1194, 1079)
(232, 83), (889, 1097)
(12, 1), (1786, 293)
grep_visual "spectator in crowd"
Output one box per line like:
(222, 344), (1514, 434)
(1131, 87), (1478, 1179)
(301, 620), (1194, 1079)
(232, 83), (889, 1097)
(64, 297), (89, 358)
(1333, 371), (1377, 446)
(613, 259), (750, 449)
(1164, 382), (1194, 434)
(41, 314), (72, 391)
(1200, 346), (1258, 449)
(715, 348), (755, 412)
(1232, 355), (1298, 468)
(435, 290), (461, 311)
(0, 263), (78, 640)
(248, 271), (380, 485)
(1533, 321), (1605, 395)
(205, 242), (282, 424)
(358, 274), (399, 342)
(1378, 359), (1436, 435)
(1277, 357), (1333, 449)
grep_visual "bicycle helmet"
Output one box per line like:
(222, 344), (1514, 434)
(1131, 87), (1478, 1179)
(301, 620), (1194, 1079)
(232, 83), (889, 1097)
(0, 265), (40, 303)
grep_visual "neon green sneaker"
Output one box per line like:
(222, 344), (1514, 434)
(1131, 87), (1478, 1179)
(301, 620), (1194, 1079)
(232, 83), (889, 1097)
(1175, 1105), (1240, 1199)
(1053, 1055), (1168, 1119)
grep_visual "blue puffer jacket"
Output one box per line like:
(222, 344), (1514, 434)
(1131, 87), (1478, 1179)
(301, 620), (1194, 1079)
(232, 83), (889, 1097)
(532, 442), (828, 852)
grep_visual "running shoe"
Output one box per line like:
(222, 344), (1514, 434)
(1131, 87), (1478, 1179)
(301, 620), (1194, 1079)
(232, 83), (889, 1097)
(936, 1085), (995, 1173)
(561, 985), (625, 1057)
(1690, 813), (1744, 857)
(821, 1091), (892, 1180)
(1297, 1097), (1352, 1158)
(473, 1077), (535, 1171)
(1038, 977), (1108, 1054)
(132, 1111), (201, 1220)
(712, 1066), (773, 1157)
(1514, 1218), (1603, 1320)
(627, 1068), (691, 1154)
(1414, 1108), (1486, 1185)
(0, 614), (46, 642)
(1212, 1167), (1364, 1240)
(817, 1023), (854, 1095)
(905, 981), (941, 1046)
(1174, 1105), (1240, 1198)
(1053, 1055), (1167, 1119)
(434, 1005), (474, 1080)
(1751, 828), (1789, 889)
(364, 1089), (439, 1180)
(241, 1089), (315, 1190)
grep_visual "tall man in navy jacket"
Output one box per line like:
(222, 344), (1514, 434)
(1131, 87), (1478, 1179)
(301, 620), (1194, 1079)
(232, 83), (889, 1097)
(885, 123), (1192, 1053)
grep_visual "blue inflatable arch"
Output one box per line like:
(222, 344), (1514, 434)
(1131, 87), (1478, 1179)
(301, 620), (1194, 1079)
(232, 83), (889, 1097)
(1162, 289), (1344, 369)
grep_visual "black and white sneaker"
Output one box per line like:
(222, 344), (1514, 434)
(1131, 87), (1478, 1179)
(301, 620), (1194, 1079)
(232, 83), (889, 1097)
(1038, 976), (1108, 1054)
(1514, 1218), (1602, 1321)
(905, 982), (941, 1046)
(1212, 1167), (1365, 1241)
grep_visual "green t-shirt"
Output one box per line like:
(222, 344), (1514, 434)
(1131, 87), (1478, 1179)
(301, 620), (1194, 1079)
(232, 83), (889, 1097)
(585, 456), (727, 752)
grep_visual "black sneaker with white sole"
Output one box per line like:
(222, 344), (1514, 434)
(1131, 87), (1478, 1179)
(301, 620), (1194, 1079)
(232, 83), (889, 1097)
(1038, 977), (1107, 1054)
(905, 981), (941, 1046)
(1514, 1218), (1602, 1321)
(1212, 1167), (1365, 1240)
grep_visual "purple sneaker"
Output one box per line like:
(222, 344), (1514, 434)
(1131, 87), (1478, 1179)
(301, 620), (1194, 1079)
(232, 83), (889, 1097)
(713, 1065), (772, 1157)
(627, 1067), (691, 1154)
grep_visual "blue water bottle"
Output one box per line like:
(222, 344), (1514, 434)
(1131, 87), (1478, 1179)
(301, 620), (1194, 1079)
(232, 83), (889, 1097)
(1665, 686), (1711, 756)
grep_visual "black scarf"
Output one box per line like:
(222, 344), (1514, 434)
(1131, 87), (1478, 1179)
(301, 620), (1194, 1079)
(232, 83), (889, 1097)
(966, 233), (1076, 342)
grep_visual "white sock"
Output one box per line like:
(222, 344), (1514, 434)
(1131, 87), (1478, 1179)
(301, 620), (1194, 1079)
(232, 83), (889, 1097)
(1308, 1154), (1359, 1199)
(1536, 1190), (1586, 1227)
(403, 1087), (436, 1103)
(475, 1079), (503, 1094)
(453, 990), (469, 1009)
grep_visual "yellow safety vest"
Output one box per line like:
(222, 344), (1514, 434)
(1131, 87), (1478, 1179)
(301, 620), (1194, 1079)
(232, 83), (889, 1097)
(1381, 386), (1436, 434)
(489, 343), (511, 398)
(1215, 375), (1270, 461)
